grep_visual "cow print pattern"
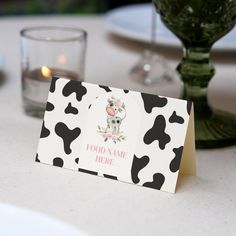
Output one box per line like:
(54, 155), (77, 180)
(99, 85), (111, 92)
(46, 102), (55, 112)
(169, 146), (184, 173)
(103, 174), (118, 180)
(187, 101), (192, 115)
(37, 78), (192, 193)
(169, 111), (184, 124)
(40, 121), (50, 138)
(65, 102), (78, 115)
(144, 115), (171, 150)
(131, 155), (149, 184)
(55, 122), (81, 155)
(79, 168), (98, 175)
(143, 173), (165, 190)
(53, 157), (64, 167)
(35, 153), (40, 162)
(62, 80), (87, 102)
(141, 93), (167, 113)
(50, 77), (59, 93)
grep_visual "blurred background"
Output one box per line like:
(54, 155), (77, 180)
(0, 0), (150, 15)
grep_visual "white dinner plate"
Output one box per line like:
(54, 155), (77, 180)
(106, 3), (236, 51)
(0, 203), (87, 236)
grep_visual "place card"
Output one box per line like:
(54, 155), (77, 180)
(36, 77), (196, 193)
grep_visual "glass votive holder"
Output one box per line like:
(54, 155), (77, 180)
(20, 26), (87, 118)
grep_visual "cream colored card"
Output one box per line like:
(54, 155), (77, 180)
(36, 78), (196, 193)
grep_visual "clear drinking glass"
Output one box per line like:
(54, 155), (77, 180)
(20, 26), (87, 118)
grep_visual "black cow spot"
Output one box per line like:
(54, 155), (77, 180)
(124, 89), (129, 94)
(62, 80), (87, 102)
(55, 122), (81, 155)
(99, 85), (111, 92)
(187, 101), (192, 115)
(141, 93), (168, 113)
(40, 121), (50, 138)
(46, 102), (55, 112)
(103, 174), (118, 180)
(49, 76), (59, 93)
(65, 102), (78, 115)
(35, 153), (40, 162)
(53, 157), (64, 167)
(131, 155), (149, 184)
(79, 168), (98, 175)
(144, 115), (170, 150)
(143, 173), (165, 190)
(169, 111), (184, 124)
(88, 104), (92, 109)
(169, 146), (184, 173)
(75, 158), (79, 164)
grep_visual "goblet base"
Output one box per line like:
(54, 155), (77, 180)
(196, 110), (236, 149)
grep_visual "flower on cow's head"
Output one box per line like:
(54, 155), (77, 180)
(115, 99), (121, 107)
(107, 96), (125, 115)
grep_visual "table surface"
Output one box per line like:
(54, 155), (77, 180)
(0, 15), (236, 236)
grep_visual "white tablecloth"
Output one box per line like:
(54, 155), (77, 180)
(0, 15), (235, 236)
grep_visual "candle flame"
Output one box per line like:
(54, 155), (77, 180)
(41, 66), (52, 79)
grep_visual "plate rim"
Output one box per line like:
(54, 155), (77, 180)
(105, 3), (236, 52)
(0, 203), (87, 236)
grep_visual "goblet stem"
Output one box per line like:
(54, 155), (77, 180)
(177, 46), (236, 148)
(177, 47), (214, 117)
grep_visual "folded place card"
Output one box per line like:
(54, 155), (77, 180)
(36, 77), (196, 193)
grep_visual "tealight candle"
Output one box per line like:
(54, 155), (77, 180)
(22, 66), (79, 112)
(20, 27), (87, 118)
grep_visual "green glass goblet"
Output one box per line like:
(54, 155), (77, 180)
(154, 0), (236, 148)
